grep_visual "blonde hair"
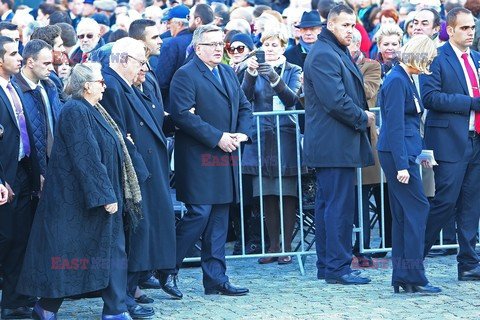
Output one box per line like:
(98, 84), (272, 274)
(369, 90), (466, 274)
(260, 25), (289, 47)
(376, 24), (403, 45)
(398, 35), (437, 75)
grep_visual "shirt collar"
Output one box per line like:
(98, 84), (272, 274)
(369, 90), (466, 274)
(1, 9), (12, 21)
(450, 41), (470, 60)
(0, 76), (9, 89)
(21, 70), (40, 90)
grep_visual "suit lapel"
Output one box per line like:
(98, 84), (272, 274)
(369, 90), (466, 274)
(134, 87), (167, 147)
(329, 44), (363, 83)
(194, 57), (229, 98)
(0, 86), (17, 129)
(126, 90), (164, 141)
(444, 42), (469, 95)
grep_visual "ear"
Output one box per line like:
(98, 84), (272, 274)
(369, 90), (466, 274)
(26, 57), (34, 69)
(446, 25), (454, 37)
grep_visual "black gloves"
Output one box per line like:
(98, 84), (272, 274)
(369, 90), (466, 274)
(257, 63), (280, 83)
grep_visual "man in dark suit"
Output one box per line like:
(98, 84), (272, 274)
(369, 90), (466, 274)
(420, 7), (480, 281)
(129, 19), (164, 108)
(155, 5), (191, 112)
(303, 5), (375, 285)
(100, 37), (176, 319)
(170, 24), (252, 296)
(285, 10), (322, 70)
(0, 36), (41, 319)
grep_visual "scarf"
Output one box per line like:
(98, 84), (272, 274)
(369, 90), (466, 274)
(94, 102), (143, 230)
(299, 37), (313, 53)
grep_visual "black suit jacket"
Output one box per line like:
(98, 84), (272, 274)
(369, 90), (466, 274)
(0, 78), (40, 190)
(170, 55), (253, 204)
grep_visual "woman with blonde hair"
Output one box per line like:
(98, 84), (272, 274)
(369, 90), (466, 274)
(377, 35), (441, 294)
(241, 27), (303, 265)
(375, 24), (403, 78)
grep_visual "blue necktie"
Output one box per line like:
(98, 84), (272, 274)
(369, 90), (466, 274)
(212, 67), (222, 86)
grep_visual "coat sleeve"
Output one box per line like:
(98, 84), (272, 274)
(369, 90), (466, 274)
(156, 40), (179, 92)
(59, 105), (117, 209)
(381, 77), (409, 171)
(100, 85), (150, 183)
(361, 61), (381, 102)
(419, 57), (473, 115)
(272, 65), (301, 108)
(309, 51), (368, 131)
(235, 74), (254, 140)
(241, 70), (257, 101)
(170, 68), (224, 148)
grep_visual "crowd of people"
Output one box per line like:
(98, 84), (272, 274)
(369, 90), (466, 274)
(0, 0), (479, 319)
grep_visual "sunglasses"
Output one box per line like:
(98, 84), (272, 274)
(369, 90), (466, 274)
(78, 33), (95, 40)
(227, 45), (246, 54)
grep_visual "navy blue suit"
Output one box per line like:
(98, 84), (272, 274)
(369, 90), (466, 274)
(303, 29), (373, 280)
(0, 79), (41, 308)
(377, 65), (429, 286)
(170, 55), (252, 289)
(420, 42), (480, 272)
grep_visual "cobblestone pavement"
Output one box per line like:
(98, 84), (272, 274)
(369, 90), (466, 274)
(55, 252), (480, 320)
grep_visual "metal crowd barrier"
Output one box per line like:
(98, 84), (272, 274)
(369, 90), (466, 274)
(182, 108), (477, 274)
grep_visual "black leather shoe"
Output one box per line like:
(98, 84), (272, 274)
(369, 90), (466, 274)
(138, 276), (160, 290)
(159, 274), (183, 300)
(32, 303), (56, 320)
(325, 273), (371, 285)
(427, 248), (457, 257)
(317, 270), (361, 280)
(413, 283), (442, 294)
(204, 282), (249, 296)
(458, 266), (480, 281)
(127, 305), (154, 319)
(1, 307), (32, 319)
(134, 295), (154, 304)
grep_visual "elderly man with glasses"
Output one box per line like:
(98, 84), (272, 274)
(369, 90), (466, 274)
(70, 17), (105, 63)
(170, 24), (253, 297)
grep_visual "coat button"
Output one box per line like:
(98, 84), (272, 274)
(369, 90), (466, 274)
(152, 104), (155, 109)
(148, 148), (152, 153)
(140, 121), (144, 126)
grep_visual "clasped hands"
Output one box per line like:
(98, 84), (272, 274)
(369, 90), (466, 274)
(217, 132), (248, 153)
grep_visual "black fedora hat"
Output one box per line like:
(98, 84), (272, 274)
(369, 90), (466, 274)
(295, 11), (322, 28)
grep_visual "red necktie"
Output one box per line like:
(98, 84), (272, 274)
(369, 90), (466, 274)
(461, 53), (480, 133)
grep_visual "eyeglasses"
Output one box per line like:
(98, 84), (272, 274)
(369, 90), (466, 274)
(198, 42), (225, 48)
(227, 45), (246, 54)
(78, 33), (95, 40)
(128, 55), (147, 67)
(91, 78), (105, 86)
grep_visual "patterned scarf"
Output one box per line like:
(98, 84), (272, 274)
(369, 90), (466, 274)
(94, 102), (143, 229)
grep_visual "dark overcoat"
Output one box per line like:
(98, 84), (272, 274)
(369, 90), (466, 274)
(170, 55), (253, 205)
(101, 67), (176, 271)
(303, 29), (374, 168)
(241, 60), (303, 177)
(16, 98), (125, 298)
